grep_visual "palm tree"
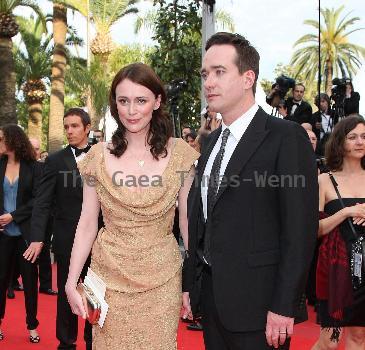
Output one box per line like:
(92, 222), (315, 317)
(291, 6), (365, 96)
(15, 16), (51, 140)
(135, 8), (235, 34)
(0, 0), (44, 126)
(88, 0), (139, 64)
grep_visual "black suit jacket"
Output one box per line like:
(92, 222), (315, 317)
(0, 157), (41, 242)
(183, 107), (318, 332)
(30, 146), (84, 256)
(344, 91), (360, 116)
(286, 97), (313, 124)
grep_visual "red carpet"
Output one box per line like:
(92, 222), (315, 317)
(2, 265), (345, 349)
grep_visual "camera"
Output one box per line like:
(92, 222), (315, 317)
(331, 77), (350, 103)
(165, 79), (187, 101)
(275, 75), (296, 99)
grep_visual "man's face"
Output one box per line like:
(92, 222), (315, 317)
(319, 98), (329, 113)
(293, 85), (305, 102)
(201, 44), (255, 117)
(93, 131), (103, 143)
(29, 138), (41, 160)
(64, 115), (90, 148)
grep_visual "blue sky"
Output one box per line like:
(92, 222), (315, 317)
(23, 0), (365, 113)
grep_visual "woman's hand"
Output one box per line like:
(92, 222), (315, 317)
(65, 284), (87, 319)
(345, 203), (365, 225)
(181, 292), (193, 320)
(0, 213), (13, 226)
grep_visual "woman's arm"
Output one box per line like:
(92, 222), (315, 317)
(318, 174), (365, 237)
(178, 166), (196, 250)
(66, 178), (100, 289)
(65, 178), (100, 319)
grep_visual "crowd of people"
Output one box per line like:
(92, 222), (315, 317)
(0, 31), (364, 350)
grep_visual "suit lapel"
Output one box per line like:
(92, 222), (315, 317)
(63, 145), (78, 173)
(214, 108), (270, 205)
(197, 128), (221, 182)
(0, 158), (6, 213)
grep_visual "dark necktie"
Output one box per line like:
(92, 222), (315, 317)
(204, 128), (230, 265)
(72, 145), (91, 157)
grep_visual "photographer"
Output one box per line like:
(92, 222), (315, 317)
(344, 81), (360, 116)
(284, 83), (313, 124)
(312, 93), (338, 156)
(266, 75), (295, 117)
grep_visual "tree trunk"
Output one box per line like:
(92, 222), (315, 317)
(86, 91), (97, 128)
(27, 101), (43, 141)
(48, 3), (67, 153)
(325, 59), (333, 97)
(0, 37), (17, 125)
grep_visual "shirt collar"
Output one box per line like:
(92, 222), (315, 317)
(294, 99), (302, 105)
(221, 103), (259, 142)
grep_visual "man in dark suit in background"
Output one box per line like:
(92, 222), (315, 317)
(284, 83), (313, 124)
(24, 108), (93, 350)
(182, 32), (318, 349)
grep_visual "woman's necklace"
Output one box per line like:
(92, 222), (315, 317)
(130, 147), (151, 167)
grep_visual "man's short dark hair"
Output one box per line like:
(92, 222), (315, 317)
(294, 83), (305, 91)
(64, 108), (91, 128)
(205, 32), (260, 93)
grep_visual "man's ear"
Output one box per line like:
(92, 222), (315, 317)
(86, 124), (91, 134)
(243, 70), (256, 90)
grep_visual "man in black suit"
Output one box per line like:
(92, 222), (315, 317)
(311, 93), (338, 157)
(24, 108), (93, 350)
(182, 32), (318, 349)
(283, 83), (313, 125)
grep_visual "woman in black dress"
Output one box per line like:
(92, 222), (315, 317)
(313, 115), (365, 349)
(0, 124), (41, 343)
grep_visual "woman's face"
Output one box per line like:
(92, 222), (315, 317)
(115, 79), (161, 135)
(0, 130), (8, 155)
(344, 123), (365, 159)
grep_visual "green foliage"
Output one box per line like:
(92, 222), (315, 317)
(0, 0), (45, 22)
(149, 0), (202, 131)
(14, 15), (52, 89)
(109, 44), (152, 72)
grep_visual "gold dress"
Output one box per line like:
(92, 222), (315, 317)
(78, 139), (199, 350)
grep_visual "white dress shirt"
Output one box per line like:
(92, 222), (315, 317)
(290, 100), (302, 116)
(320, 113), (332, 139)
(70, 144), (89, 163)
(201, 103), (259, 220)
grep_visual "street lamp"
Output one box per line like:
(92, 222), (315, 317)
(201, 0), (216, 120)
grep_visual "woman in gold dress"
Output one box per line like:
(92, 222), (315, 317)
(65, 63), (199, 349)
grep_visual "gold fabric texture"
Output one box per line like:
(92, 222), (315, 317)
(78, 139), (199, 350)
